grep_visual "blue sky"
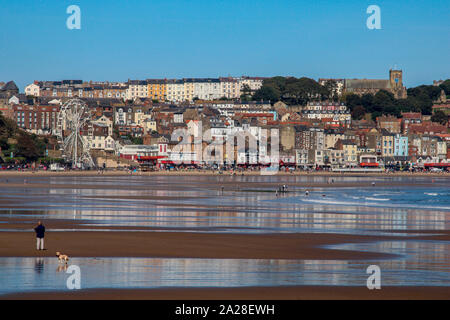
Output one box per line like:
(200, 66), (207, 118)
(0, 0), (449, 91)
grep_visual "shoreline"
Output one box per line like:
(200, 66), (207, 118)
(2, 285), (449, 300)
(0, 170), (449, 178)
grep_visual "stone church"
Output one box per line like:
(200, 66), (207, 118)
(344, 69), (407, 99)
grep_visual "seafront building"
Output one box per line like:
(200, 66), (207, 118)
(2, 78), (449, 169)
(24, 77), (264, 103)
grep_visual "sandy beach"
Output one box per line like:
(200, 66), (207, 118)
(0, 230), (409, 260)
(3, 285), (449, 300)
(0, 219), (449, 260)
(0, 174), (448, 300)
(0, 222), (449, 299)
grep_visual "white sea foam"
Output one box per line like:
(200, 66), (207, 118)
(365, 197), (390, 201)
(297, 197), (450, 211)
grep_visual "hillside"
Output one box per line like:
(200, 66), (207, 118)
(0, 113), (47, 163)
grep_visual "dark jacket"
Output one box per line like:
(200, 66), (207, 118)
(34, 225), (45, 238)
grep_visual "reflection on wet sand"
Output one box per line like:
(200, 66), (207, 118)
(0, 175), (448, 295)
(0, 239), (448, 295)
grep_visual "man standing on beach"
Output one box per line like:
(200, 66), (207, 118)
(34, 221), (45, 250)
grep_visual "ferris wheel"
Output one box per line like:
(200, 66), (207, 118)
(56, 99), (95, 168)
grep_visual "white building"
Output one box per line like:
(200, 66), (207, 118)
(114, 106), (134, 125)
(302, 102), (351, 126)
(118, 144), (159, 160)
(318, 78), (345, 97)
(220, 77), (241, 99)
(25, 83), (40, 96)
(239, 76), (264, 93)
(92, 115), (114, 136)
(127, 80), (148, 100)
(192, 79), (221, 100)
(166, 80), (186, 102)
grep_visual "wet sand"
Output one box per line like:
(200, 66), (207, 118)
(0, 174), (448, 300)
(1, 215), (449, 259)
(0, 229), (406, 260)
(2, 286), (449, 300)
(0, 179), (446, 194)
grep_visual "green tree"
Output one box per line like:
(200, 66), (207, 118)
(351, 105), (366, 120)
(253, 86), (280, 102)
(343, 93), (361, 111)
(15, 132), (41, 161)
(240, 84), (252, 102)
(431, 110), (448, 125)
(360, 94), (374, 113)
(253, 76), (327, 105)
(364, 90), (400, 117)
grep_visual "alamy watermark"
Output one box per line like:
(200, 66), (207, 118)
(170, 124), (280, 175)
(366, 265), (381, 289)
(66, 5), (81, 30)
(366, 5), (381, 30)
(66, 265), (81, 289)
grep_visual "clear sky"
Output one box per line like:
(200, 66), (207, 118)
(1, 0), (449, 91)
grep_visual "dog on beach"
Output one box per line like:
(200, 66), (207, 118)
(56, 252), (69, 264)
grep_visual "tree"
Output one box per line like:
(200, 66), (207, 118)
(360, 94), (374, 113)
(343, 93), (361, 111)
(15, 132), (41, 161)
(351, 105), (366, 120)
(282, 77), (327, 105)
(431, 110), (448, 125)
(406, 86), (436, 115)
(253, 76), (328, 105)
(240, 84), (252, 102)
(253, 86), (280, 102)
(128, 135), (143, 145)
(373, 90), (396, 113)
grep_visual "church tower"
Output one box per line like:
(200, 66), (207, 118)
(389, 69), (407, 99)
(389, 69), (403, 90)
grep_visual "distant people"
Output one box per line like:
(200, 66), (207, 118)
(34, 221), (45, 250)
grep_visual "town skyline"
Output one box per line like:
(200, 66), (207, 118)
(7, 71), (450, 94)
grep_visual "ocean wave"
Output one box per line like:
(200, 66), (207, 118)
(364, 197), (390, 201)
(425, 193), (438, 196)
(296, 198), (450, 211)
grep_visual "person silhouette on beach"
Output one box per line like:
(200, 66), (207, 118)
(34, 221), (45, 250)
